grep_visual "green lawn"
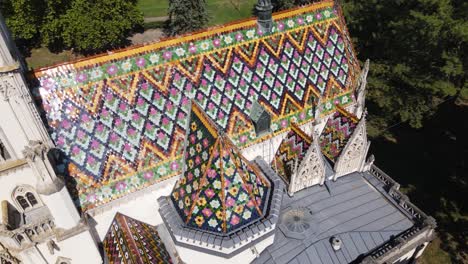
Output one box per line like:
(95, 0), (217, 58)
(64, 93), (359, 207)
(137, 0), (168, 18)
(206, 0), (257, 26)
(419, 237), (452, 264)
(26, 47), (81, 70)
(137, 0), (257, 25)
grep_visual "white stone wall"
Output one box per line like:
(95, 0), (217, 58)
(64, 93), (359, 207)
(0, 165), (38, 207)
(18, 232), (102, 264)
(175, 232), (275, 264)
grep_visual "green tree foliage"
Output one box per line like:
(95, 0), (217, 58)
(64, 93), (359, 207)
(166, 0), (209, 36)
(273, 0), (314, 12)
(40, 0), (71, 52)
(0, 0), (143, 54)
(61, 0), (143, 53)
(341, 0), (467, 130)
(0, 0), (41, 46)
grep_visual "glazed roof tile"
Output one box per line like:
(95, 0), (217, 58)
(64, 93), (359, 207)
(103, 212), (172, 264)
(32, 0), (360, 210)
(319, 105), (359, 162)
(272, 124), (312, 182)
(171, 102), (271, 234)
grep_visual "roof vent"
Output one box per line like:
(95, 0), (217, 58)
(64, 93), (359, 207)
(330, 236), (342, 251)
(279, 207), (317, 239)
(250, 101), (271, 137)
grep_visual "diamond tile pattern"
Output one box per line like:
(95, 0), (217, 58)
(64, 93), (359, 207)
(171, 103), (271, 234)
(103, 213), (172, 264)
(33, 2), (360, 210)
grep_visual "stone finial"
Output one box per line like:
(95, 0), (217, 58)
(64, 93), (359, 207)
(22, 140), (49, 161)
(256, 0), (273, 34)
(424, 216), (437, 229)
(362, 154), (375, 172)
(314, 97), (323, 124)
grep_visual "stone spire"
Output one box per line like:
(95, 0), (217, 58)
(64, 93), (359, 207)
(256, 0), (274, 34)
(354, 59), (370, 119)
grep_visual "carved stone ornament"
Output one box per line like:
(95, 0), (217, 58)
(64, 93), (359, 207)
(0, 77), (17, 101)
(22, 140), (49, 161)
(291, 138), (325, 193)
(0, 242), (20, 264)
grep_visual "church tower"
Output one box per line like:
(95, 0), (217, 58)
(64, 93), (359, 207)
(0, 13), (102, 264)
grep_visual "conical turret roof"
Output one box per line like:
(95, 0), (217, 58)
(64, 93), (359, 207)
(171, 102), (271, 234)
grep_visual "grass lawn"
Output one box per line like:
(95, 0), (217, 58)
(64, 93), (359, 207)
(137, 0), (168, 18)
(419, 237), (452, 264)
(137, 0), (257, 25)
(206, 0), (257, 26)
(26, 47), (81, 70)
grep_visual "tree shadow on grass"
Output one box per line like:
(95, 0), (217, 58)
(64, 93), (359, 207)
(369, 101), (467, 263)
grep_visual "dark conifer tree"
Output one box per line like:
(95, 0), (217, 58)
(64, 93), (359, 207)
(166, 0), (209, 36)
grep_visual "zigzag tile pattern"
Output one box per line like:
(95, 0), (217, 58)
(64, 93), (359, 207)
(320, 106), (359, 162)
(103, 213), (172, 264)
(33, 1), (359, 210)
(272, 125), (312, 183)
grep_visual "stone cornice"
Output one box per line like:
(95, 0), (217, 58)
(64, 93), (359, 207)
(0, 159), (28, 175)
(0, 62), (19, 73)
(362, 165), (437, 263)
(159, 158), (284, 258)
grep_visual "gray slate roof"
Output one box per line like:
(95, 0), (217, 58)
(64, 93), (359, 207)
(253, 171), (414, 264)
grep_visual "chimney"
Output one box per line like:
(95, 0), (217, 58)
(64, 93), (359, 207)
(256, 0), (273, 34)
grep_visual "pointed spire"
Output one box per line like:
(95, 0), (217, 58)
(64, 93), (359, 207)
(256, 0), (273, 34)
(171, 102), (271, 234)
(354, 59), (370, 118)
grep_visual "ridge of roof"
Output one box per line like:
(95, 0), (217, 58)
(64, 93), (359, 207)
(32, 0), (360, 211)
(33, 0), (335, 75)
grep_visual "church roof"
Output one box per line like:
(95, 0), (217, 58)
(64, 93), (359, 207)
(272, 124), (312, 182)
(319, 105), (359, 162)
(103, 212), (172, 264)
(32, 0), (360, 210)
(171, 102), (271, 234)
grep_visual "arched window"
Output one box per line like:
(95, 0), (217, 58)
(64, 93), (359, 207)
(12, 186), (42, 212)
(16, 196), (30, 210)
(26, 192), (38, 206)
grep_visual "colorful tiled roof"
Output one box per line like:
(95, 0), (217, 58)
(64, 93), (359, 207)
(272, 124), (312, 182)
(319, 105), (359, 162)
(103, 212), (172, 264)
(171, 102), (271, 234)
(32, 0), (359, 210)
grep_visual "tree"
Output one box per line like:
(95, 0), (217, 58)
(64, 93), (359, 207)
(273, 0), (314, 12)
(0, 0), (143, 54)
(60, 0), (143, 53)
(40, 0), (71, 52)
(166, 0), (209, 36)
(0, 0), (42, 47)
(341, 0), (467, 131)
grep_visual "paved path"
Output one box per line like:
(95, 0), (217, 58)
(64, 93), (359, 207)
(129, 29), (164, 45)
(144, 16), (168, 23)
